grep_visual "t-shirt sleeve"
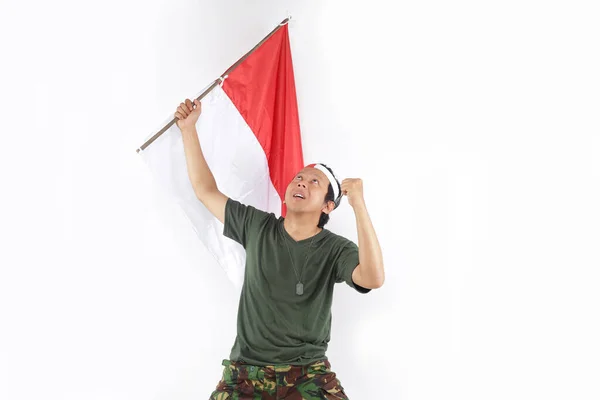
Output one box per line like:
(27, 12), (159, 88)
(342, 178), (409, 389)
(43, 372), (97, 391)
(223, 198), (270, 248)
(334, 240), (372, 294)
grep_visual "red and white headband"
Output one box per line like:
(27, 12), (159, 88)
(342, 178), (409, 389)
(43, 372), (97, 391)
(306, 163), (340, 200)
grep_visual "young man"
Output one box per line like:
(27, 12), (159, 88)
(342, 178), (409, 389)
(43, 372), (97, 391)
(175, 98), (385, 399)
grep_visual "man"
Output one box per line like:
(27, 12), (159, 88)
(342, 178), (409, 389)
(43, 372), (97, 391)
(175, 98), (385, 399)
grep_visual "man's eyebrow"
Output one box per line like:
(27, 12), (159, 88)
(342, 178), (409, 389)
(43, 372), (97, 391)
(299, 171), (322, 180)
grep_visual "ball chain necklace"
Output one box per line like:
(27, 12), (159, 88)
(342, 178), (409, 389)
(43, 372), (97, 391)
(282, 225), (319, 296)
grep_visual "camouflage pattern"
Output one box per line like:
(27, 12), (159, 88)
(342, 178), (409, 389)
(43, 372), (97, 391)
(210, 358), (349, 399)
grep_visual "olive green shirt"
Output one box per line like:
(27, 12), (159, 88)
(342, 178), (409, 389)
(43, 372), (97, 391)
(223, 198), (370, 366)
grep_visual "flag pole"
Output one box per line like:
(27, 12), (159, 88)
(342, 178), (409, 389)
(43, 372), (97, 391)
(135, 16), (291, 154)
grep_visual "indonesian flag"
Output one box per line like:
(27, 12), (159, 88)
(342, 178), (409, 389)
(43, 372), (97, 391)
(138, 24), (303, 289)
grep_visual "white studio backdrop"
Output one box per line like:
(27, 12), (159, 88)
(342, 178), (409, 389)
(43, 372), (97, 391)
(1, 0), (599, 399)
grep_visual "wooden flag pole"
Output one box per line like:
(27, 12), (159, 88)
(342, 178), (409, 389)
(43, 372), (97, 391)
(135, 17), (291, 154)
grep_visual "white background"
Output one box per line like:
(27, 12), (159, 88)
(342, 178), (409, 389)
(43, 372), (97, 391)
(1, 0), (599, 399)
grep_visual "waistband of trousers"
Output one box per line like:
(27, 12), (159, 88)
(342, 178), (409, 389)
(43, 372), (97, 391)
(221, 358), (330, 377)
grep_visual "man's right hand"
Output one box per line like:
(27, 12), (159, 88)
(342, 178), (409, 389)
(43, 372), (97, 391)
(175, 98), (202, 131)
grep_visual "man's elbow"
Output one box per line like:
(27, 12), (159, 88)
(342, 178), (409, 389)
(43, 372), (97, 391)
(363, 273), (385, 289)
(193, 184), (216, 201)
(369, 277), (385, 289)
(369, 268), (385, 289)
(354, 263), (385, 289)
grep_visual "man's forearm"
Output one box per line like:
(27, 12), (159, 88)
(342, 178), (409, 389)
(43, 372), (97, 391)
(181, 126), (218, 196)
(354, 202), (385, 287)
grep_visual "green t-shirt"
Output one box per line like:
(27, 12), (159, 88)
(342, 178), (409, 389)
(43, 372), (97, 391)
(223, 198), (371, 366)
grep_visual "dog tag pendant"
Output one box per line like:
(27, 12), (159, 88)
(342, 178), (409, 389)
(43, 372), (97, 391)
(296, 282), (304, 296)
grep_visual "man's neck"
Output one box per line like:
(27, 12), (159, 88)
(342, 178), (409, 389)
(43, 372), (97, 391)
(283, 212), (322, 242)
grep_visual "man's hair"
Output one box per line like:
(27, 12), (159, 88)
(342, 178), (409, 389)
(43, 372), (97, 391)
(317, 164), (340, 228)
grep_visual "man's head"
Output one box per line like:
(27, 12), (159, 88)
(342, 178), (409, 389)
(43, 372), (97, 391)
(283, 163), (341, 228)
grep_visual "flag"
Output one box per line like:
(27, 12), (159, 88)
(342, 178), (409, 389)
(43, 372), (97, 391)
(138, 24), (303, 289)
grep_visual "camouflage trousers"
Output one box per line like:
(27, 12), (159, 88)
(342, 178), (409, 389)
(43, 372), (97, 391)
(209, 358), (349, 399)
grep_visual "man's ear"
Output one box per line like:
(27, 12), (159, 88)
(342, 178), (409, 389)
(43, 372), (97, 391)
(321, 201), (335, 215)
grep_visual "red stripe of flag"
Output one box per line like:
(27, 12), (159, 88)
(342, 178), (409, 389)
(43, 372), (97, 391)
(222, 25), (303, 217)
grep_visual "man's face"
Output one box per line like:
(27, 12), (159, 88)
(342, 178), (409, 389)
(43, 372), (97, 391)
(284, 167), (332, 214)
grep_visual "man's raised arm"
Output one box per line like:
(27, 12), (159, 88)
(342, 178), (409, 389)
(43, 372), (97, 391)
(176, 98), (228, 224)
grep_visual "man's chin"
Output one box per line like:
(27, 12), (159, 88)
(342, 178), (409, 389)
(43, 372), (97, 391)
(286, 203), (302, 211)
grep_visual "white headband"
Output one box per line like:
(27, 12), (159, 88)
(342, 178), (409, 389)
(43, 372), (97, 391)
(309, 163), (340, 200)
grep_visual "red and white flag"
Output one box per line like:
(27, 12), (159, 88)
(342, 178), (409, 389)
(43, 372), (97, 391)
(138, 24), (303, 289)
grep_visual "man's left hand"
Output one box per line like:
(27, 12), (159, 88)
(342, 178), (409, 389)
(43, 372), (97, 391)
(341, 178), (365, 208)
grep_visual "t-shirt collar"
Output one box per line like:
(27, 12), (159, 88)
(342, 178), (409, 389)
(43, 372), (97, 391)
(278, 217), (327, 245)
